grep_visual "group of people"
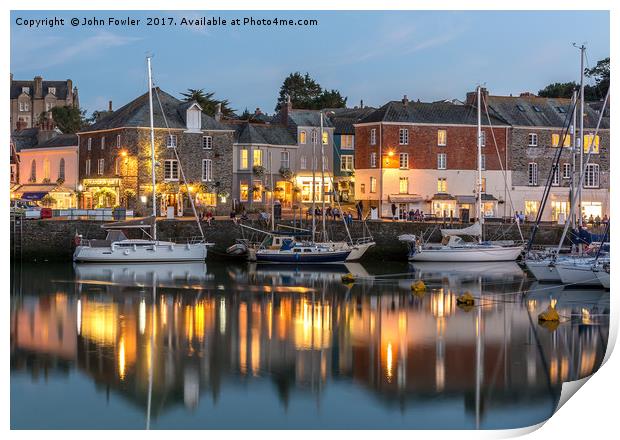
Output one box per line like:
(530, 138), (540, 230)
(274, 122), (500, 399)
(584, 214), (608, 227)
(390, 203), (425, 222)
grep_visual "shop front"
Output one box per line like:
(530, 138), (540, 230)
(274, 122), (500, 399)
(81, 178), (121, 209)
(388, 194), (424, 219)
(296, 176), (332, 204)
(430, 194), (457, 219)
(14, 184), (77, 208)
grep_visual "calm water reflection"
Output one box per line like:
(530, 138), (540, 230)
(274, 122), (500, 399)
(10, 261), (609, 429)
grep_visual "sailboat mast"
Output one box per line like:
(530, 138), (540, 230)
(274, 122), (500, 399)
(570, 89), (577, 227)
(147, 56), (157, 241)
(320, 112), (326, 241)
(578, 44), (585, 227)
(477, 86), (484, 242)
(311, 128), (317, 242)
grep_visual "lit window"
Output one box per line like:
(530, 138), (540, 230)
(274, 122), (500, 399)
(43, 159), (50, 180)
(97, 158), (104, 175)
(370, 152), (377, 168)
(253, 149), (263, 166)
(437, 178), (447, 193)
(437, 129), (447, 146)
(252, 180), (263, 202)
(583, 135), (600, 154)
(370, 177), (377, 193)
(528, 133), (538, 147)
(341, 135), (354, 149)
(240, 183), (249, 201)
(370, 129), (377, 146)
(399, 128), (409, 145)
(166, 134), (177, 148)
(202, 159), (213, 181)
(164, 159), (179, 181)
(584, 164), (600, 188)
(341, 155), (354, 171)
(322, 131), (329, 145)
(299, 130), (307, 144)
(437, 153), (446, 170)
(399, 153), (409, 169)
(525, 201), (539, 217)
(552, 133), (571, 147)
(202, 136), (213, 150)
(528, 162), (538, 186)
(399, 177), (408, 194)
(240, 149), (249, 169)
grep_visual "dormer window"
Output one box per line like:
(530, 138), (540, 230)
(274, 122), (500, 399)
(48, 87), (56, 95)
(186, 104), (202, 132)
(22, 87), (30, 95)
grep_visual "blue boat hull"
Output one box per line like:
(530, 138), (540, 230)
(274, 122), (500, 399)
(255, 250), (351, 263)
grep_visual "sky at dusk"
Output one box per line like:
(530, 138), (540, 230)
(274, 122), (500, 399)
(10, 10), (610, 116)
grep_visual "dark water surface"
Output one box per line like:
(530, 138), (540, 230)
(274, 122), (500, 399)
(10, 261), (609, 429)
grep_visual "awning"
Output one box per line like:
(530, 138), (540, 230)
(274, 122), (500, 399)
(481, 193), (498, 201)
(431, 193), (456, 201)
(456, 195), (476, 205)
(388, 194), (424, 203)
(21, 191), (49, 201)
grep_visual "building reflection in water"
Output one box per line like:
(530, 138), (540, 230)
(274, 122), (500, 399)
(10, 261), (609, 428)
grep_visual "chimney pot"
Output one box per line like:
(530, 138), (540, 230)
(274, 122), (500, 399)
(402, 95), (409, 105)
(360, 99), (364, 108)
(108, 101), (113, 112)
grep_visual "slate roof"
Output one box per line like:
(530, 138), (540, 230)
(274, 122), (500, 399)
(229, 122), (296, 146)
(11, 80), (70, 100)
(11, 128), (41, 152)
(485, 95), (610, 129)
(82, 88), (229, 132)
(357, 101), (509, 126)
(34, 134), (79, 148)
(328, 107), (377, 134)
(281, 109), (335, 128)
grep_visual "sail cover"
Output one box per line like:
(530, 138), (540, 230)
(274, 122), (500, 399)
(441, 222), (482, 237)
(102, 216), (155, 229)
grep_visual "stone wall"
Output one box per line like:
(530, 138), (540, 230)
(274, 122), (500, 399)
(12, 218), (572, 262)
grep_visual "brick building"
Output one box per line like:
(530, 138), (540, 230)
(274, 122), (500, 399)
(10, 74), (79, 130)
(354, 96), (511, 220)
(483, 90), (610, 222)
(76, 88), (235, 215)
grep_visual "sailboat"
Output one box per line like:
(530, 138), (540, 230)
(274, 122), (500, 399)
(73, 56), (210, 263)
(399, 86), (523, 262)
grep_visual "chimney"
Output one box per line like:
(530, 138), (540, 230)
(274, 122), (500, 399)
(108, 100), (113, 112)
(360, 99), (364, 108)
(34, 76), (43, 98)
(67, 79), (73, 102)
(254, 107), (262, 116)
(215, 103), (222, 122)
(402, 95), (409, 105)
(281, 94), (292, 125)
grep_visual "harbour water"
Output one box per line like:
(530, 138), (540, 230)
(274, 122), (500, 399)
(10, 261), (609, 429)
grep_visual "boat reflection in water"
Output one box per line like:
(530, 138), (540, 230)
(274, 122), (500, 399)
(10, 261), (609, 429)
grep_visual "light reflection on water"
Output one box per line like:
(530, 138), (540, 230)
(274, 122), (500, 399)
(10, 261), (609, 429)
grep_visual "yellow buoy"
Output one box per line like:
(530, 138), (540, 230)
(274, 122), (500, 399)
(538, 304), (560, 322)
(539, 320), (560, 332)
(341, 273), (355, 284)
(456, 292), (475, 306)
(411, 280), (426, 292)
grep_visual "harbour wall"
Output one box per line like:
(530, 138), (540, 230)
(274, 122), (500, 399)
(11, 218), (570, 262)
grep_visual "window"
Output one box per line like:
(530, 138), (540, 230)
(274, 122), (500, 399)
(563, 163), (571, 179)
(528, 162), (538, 186)
(10, 164), (16, 183)
(556, 106), (567, 114)
(528, 133), (538, 147)
(311, 130), (318, 145)
(370, 152), (377, 168)
(399, 128), (409, 145)
(300, 155), (307, 170)
(114, 157), (121, 175)
(341, 135), (354, 149)
(437, 178), (447, 193)
(322, 131), (329, 145)
(202, 136), (213, 150)
(46, 102), (54, 111)
(480, 131), (486, 147)
(584, 164), (600, 188)
(481, 177), (487, 193)
(437, 153), (447, 170)
(30, 160), (36, 182)
(584, 135), (600, 154)
(252, 180), (263, 202)
(58, 158), (65, 181)
(19, 102), (25, 112)
(22, 86), (30, 94)
(87, 138), (92, 151)
(370, 177), (377, 193)
(48, 87), (56, 95)
(552, 133), (571, 147)
(280, 151), (290, 169)
(116, 134), (121, 148)
(43, 159), (50, 180)
(166, 134), (177, 148)
(85, 159), (91, 176)
(399, 177), (409, 194)
(437, 129), (447, 146)
(533, 106), (542, 112)
(480, 154), (486, 171)
(322, 155), (328, 171)
(202, 159), (213, 181)
(240, 148), (249, 169)
(525, 201), (539, 218)
(341, 155), (354, 171)
(101, 137), (105, 150)
(552, 165), (560, 186)
(517, 104), (525, 112)
(360, 184), (366, 194)
(253, 149), (263, 167)
(97, 159), (104, 175)
(399, 153), (409, 169)
(240, 183), (249, 201)
(299, 130), (307, 144)
(164, 159), (179, 181)
(370, 129), (377, 145)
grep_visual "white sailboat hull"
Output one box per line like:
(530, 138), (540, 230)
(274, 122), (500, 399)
(525, 260), (561, 282)
(73, 241), (208, 263)
(345, 242), (375, 261)
(556, 263), (601, 287)
(594, 269), (610, 289)
(409, 245), (523, 262)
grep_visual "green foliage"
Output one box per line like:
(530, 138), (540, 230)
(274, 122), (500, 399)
(51, 106), (88, 133)
(538, 57), (609, 100)
(41, 194), (56, 207)
(279, 167), (294, 181)
(585, 57), (610, 98)
(276, 72), (347, 111)
(181, 89), (235, 117)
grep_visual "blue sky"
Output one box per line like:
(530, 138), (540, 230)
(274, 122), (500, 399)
(11, 10), (609, 116)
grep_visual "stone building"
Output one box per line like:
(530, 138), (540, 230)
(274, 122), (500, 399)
(76, 88), (235, 215)
(10, 74), (79, 130)
(482, 90), (610, 222)
(354, 96), (511, 220)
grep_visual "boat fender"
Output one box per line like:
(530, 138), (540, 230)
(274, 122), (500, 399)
(73, 233), (82, 247)
(456, 292), (475, 306)
(186, 243), (190, 250)
(124, 250), (130, 256)
(341, 273), (356, 284)
(169, 244), (174, 251)
(538, 304), (559, 322)
(133, 244), (137, 251)
(411, 280), (426, 292)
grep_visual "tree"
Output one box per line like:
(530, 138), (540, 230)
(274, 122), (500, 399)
(537, 57), (609, 101)
(275, 72), (346, 111)
(538, 82), (579, 99)
(181, 89), (235, 117)
(585, 57), (610, 98)
(50, 106), (88, 133)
